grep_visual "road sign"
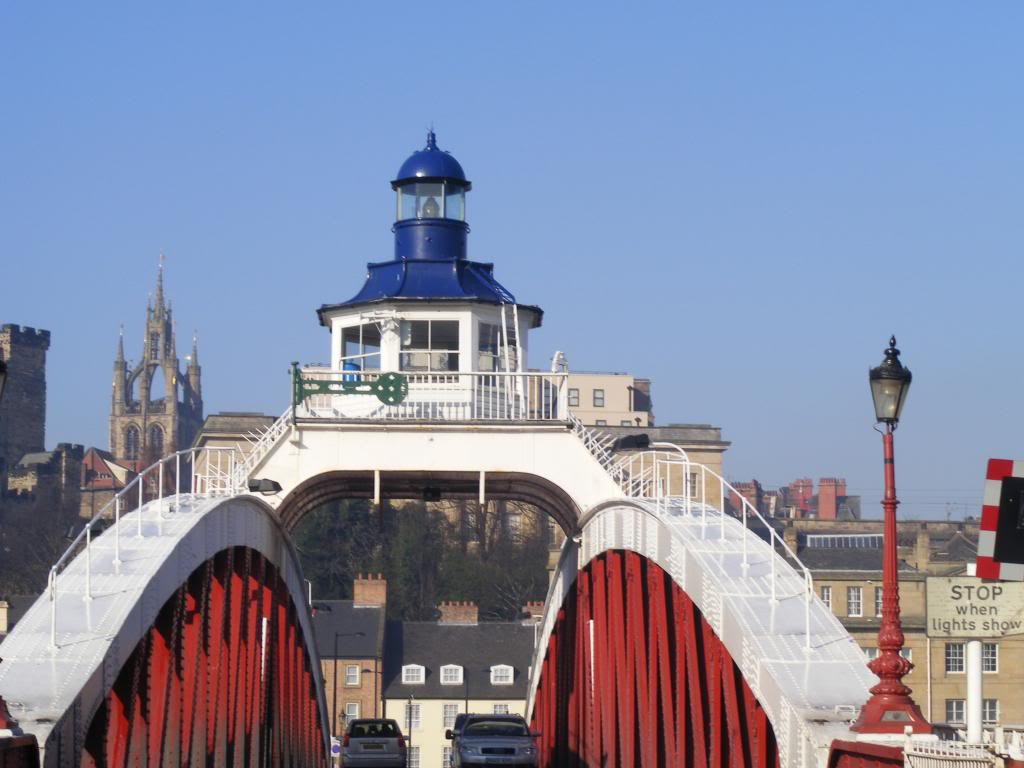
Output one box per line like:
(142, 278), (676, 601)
(331, 736), (341, 755)
(926, 577), (1024, 638)
(977, 458), (1024, 581)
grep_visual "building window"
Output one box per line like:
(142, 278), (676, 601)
(440, 665), (463, 685)
(490, 664), (514, 685)
(568, 388), (579, 407)
(400, 319), (460, 372)
(945, 642), (965, 673)
(148, 424), (164, 458)
(341, 323), (382, 371)
(620, 420), (632, 426)
(593, 389), (605, 407)
(404, 703), (421, 731)
(345, 665), (360, 686)
(402, 664), (425, 684)
(983, 699), (999, 724)
(688, 472), (700, 500)
(443, 703), (459, 729)
(847, 587), (862, 617)
(493, 703), (510, 714)
(594, 419), (607, 426)
(874, 586), (883, 617)
(900, 648), (912, 662)
(477, 323), (505, 372)
(864, 647), (879, 661)
(945, 699), (965, 724)
(820, 586), (832, 610)
(124, 425), (141, 460)
(443, 746), (453, 767)
(983, 642), (998, 673)
(345, 702), (360, 721)
(408, 745), (421, 768)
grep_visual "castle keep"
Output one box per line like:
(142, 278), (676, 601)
(0, 325), (50, 475)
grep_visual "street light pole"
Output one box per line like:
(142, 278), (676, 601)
(853, 336), (931, 735)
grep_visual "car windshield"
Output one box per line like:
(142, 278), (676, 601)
(464, 719), (529, 737)
(350, 721), (399, 737)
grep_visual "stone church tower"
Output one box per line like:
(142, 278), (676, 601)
(109, 262), (203, 468)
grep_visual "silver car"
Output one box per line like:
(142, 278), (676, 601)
(447, 714), (539, 767)
(341, 718), (407, 768)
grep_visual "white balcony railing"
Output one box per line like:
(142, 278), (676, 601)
(293, 368), (569, 423)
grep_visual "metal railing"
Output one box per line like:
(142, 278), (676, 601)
(231, 406), (293, 491)
(904, 740), (995, 768)
(47, 446), (239, 649)
(295, 368), (569, 422)
(571, 420), (818, 650)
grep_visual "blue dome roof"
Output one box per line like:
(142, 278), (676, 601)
(393, 131), (470, 187)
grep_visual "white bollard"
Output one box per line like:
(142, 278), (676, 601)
(966, 639), (983, 742)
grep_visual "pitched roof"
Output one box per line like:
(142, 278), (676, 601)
(382, 621), (535, 700)
(796, 547), (917, 573)
(309, 600), (384, 659)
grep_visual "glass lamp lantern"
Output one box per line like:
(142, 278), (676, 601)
(869, 336), (912, 425)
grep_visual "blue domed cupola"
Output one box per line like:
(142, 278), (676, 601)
(318, 132), (544, 358)
(392, 130), (471, 261)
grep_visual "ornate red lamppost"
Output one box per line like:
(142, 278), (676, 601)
(852, 336), (931, 735)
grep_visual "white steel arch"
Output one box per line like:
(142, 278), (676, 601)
(527, 496), (875, 768)
(0, 492), (329, 767)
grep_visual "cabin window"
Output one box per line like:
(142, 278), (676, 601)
(401, 320), (460, 372)
(341, 323), (382, 371)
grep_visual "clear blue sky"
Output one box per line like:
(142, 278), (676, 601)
(3, 4), (1021, 519)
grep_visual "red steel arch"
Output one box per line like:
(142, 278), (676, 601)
(530, 549), (780, 768)
(80, 546), (325, 768)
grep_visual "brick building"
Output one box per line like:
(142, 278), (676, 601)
(312, 574), (388, 735)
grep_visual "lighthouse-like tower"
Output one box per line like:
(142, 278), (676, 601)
(316, 131), (542, 380)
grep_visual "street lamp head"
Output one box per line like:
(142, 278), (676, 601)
(869, 335), (912, 426)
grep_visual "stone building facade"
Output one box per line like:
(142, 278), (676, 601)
(0, 325), (50, 478)
(786, 519), (1024, 732)
(109, 264), (203, 469)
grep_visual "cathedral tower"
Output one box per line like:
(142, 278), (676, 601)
(109, 261), (203, 468)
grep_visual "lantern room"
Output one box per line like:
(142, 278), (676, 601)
(317, 131), (542, 381)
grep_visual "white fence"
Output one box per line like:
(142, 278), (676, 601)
(295, 369), (569, 422)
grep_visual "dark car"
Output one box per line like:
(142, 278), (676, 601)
(447, 713), (539, 767)
(341, 718), (407, 767)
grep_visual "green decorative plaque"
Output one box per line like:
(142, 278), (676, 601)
(293, 369), (409, 407)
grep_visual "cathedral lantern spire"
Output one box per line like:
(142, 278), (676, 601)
(154, 254), (166, 316)
(116, 324), (125, 363)
(391, 130), (471, 261)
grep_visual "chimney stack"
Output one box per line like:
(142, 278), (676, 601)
(353, 573), (387, 608)
(522, 601), (545, 624)
(437, 601), (478, 625)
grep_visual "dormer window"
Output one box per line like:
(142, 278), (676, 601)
(490, 665), (514, 686)
(440, 665), (463, 685)
(402, 664), (425, 684)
